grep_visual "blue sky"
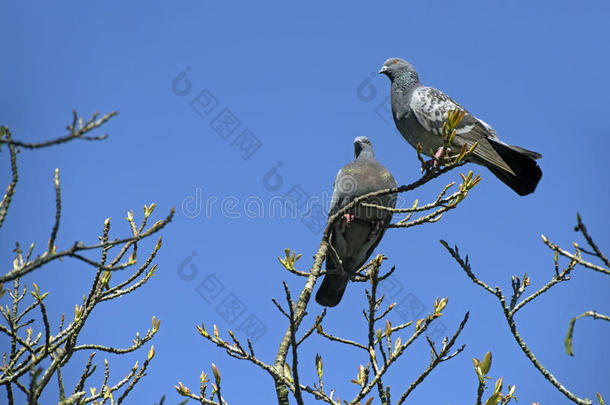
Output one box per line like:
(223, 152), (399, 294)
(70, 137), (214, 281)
(1, 1), (609, 404)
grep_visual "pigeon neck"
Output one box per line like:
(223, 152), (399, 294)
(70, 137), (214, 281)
(355, 147), (375, 160)
(393, 69), (419, 89)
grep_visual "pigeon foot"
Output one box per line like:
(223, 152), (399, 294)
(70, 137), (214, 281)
(341, 213), (355, 232)
(421, 147), (453, 172)
(368, 219), (384, 239)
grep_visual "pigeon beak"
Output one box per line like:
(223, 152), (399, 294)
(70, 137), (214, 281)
(378, 66), (388, 74)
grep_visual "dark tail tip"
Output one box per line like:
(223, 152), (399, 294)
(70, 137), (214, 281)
(315, 273), (349, 307)
(488, 141), (543, 196)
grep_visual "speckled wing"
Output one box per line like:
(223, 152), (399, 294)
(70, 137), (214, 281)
(409, 86), (514, 174)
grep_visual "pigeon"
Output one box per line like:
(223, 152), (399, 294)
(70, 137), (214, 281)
(315, 136), (397, 307)
(379, 58), (542, 196)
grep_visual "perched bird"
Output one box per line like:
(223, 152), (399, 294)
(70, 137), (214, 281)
(379, 58), (542, 196)
(315, 137), (397, 307)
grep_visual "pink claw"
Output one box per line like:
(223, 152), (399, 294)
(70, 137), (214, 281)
(341, 213), (355, 231)
(433, 146), (448, 161)
(422, 147), (452, 172)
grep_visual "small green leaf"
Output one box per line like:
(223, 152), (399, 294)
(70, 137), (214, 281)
(211, 363), (221, 384)
(481, 351), (492, 375)
(485, 392), (502, 405)
(315, 353), (323, 380)
(283, 362), (292, 382)
(565, 316), (577, 356)
(493, 376), (503, 394)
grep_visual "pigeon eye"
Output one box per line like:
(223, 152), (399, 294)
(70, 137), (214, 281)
(392, 60), (398, 64)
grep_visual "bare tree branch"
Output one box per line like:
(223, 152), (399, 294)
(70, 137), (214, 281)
(1, 110), (168, 405)
(441, 238), (594, 405)
(574, 213), (610, 268)
(565, 311), (610, 356)
(396, 313), (468, 404)
(0, 111), (116, 150)
(0, 127), (19, 229)
(185, 112), (478, 405)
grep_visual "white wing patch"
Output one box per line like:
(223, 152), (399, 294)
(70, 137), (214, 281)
(455, 124), (475, 134)
(475, 117), (498, 140)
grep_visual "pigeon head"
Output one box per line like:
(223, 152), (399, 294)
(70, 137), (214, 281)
(354, 136), (375, 159)
(379, 58), (419, 86)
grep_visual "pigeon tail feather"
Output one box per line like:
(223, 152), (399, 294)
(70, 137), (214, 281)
(486, 139), (543, 196)
(505, 144), (542, 160)
(315, 272), (349, 307)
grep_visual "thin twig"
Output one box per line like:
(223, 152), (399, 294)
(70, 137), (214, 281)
(0, 127), (19, 229)
(396, 312), (468, 404)
(542, 235), (609, 276)
(443, 239), (594, 405)
(282, 282), (304, 405)
(565, 310), (610, 356)
(47, 169), (62, 254)
(0, 111), (116, 149)
(1, 208), (174, 283)
(296, 309), (326, 346)
(575, 213), (610, 268)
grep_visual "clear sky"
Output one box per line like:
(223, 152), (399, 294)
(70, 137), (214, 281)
(1, 1), (609, 404)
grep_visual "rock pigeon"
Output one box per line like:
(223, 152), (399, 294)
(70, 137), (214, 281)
(379, 58), (542, 196)
(315, 137), (397, 307)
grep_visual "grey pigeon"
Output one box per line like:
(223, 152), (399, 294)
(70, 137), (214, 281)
(315, 137), (397, 307)
(379, 58), (542, 196)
